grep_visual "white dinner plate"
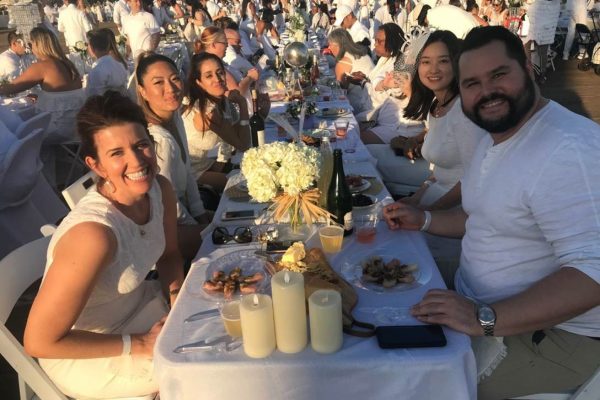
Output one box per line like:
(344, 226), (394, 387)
(340, 252), (432, 293)
(197, 250), (269, 302)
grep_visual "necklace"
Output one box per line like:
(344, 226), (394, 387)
(431, 93), (457, 118)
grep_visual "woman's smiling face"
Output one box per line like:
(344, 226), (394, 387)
(417, 41), (454, 93)
(87, 122), (157, 204)
(195, 58), (227, 97)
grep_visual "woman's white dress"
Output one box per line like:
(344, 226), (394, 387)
(419, 98), (486, 271)
(39, 181), (168, 399)
(182, 100), (237, 180)
(340, 53), (374, 114)
(150, 112), (205, 225)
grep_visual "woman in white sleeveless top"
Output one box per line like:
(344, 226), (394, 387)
(328, 28), (374, 114)
(136, 52), (211, 261)
(24, 91), (185, 399)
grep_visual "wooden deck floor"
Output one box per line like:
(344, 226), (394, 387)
(541, 58), (600, 124)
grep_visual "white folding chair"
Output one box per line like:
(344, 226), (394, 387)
(511, 366), (600, 400)
(0, 238), (158, 400)
(61, 171), (96, 210)
(13, 112), (51, 140)
(0, 236), (67, 400)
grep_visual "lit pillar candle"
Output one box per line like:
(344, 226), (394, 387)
(271, 270), (308, 353)
(309, 289), (343, 354)
(240, 294), (276, 358)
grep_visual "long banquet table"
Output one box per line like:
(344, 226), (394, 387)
(154, 105), (477, 398)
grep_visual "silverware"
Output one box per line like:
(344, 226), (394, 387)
(173, 335), (240, 353)
(184, 308), (219, 323)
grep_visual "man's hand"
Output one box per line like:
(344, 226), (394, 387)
(411, 290), (483, 336)
(382, 201), (425, 231)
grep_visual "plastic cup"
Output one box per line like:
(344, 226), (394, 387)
(356, 215), (377, 244)
(334, 120), (349, 138)
(319, 225), (344, 253)
(219, 300), (242, 338)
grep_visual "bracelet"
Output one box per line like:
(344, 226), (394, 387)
(169, 288), (181, 296)
(121, 334), (132, 356)
(420, 211), (432, 232)
(238, 120), (249, 126)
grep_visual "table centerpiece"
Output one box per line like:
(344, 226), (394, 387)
(241, 142), (331, 231)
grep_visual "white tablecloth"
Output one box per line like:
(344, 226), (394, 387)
(154, 161), (477, 400)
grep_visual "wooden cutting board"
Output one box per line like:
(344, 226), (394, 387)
(269, 247), (375, 337)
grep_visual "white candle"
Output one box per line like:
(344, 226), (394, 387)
(309, 289), (343, 354)
(271, 270), (308, 353)
(240, 294), (276, 358)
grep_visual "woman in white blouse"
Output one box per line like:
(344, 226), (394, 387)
(182, 52), (251, 192)
(328, 28), (374, 114)
(136, 52), (211, 260)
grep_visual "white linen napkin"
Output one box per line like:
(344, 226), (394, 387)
(471, 336), (507, 382)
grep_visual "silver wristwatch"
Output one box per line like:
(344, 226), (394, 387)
(476, 302), (497, 337)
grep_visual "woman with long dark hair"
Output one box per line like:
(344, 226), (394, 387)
(136, 52), (211, 260)
(182, 52), (250, 191)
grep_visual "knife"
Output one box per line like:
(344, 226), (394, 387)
(184, 308), (219, 323)
(173, 335), (238, 354)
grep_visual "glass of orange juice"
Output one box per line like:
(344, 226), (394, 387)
(319, 225), (344, 253)
(219, 300), (242, 338)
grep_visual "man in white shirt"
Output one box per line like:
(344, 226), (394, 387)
(383, 26), (600, 399)
(224, 28), (254, 80)
(57, 0), (93, 50)
(334, 4), (371, 46)
(122, 0), (161, 59)
(0, 33), (27, 80)
(86, 30), (128, 97)
(43, 0), (59, 24)
(152, 0), (174, 28)
(112, 0), (130, 32)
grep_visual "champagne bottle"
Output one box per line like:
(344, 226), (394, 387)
(250, 89), (265, 147)
(317, 136), (333, 207)
(327, 149), (353, 236)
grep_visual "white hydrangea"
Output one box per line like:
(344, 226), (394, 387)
(241, 142), (321, 202)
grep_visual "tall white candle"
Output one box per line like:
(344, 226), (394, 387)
(240, 294), (276, 358)
(271, 270), (308, 353)
(309, 289), (343, 354)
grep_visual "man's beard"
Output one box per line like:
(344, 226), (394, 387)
(463, 75), (536, 134)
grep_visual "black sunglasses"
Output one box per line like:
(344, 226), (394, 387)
(211, 226), (253, 245)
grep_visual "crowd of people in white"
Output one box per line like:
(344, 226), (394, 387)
(0, 0), (599, 399)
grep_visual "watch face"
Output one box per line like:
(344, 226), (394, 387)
(479, 306), (495, 324)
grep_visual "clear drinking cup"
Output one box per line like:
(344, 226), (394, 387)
(319, 225), (344, 253)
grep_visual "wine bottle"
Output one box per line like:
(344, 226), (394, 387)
(250, 89), (265, 147)
(327, 149), (353, 236)
(310, 54), (320, 86)
(317, 136), (333, 207)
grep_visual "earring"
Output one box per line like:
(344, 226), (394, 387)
(104, 178), (116, 194)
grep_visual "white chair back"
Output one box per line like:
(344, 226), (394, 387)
(61, 170), (97, 210)
(0, 236), (68, 400)
(13, 112), (51, 140)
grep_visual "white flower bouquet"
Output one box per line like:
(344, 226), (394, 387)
(241, 142), (331, 228)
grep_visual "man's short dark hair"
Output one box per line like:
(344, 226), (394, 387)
(87, 30), (110, 52)
(459, 26), (528, 76)
(8, 32), (23, 46)
(214, 16), (238, 30)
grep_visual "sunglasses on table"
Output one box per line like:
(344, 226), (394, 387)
(211, 226), (254, 245)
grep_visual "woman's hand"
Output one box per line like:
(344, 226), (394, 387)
(382, 72), (398, 90)
(382, 201), (425, 231)
(411, 290), (482, 336)
(390, 135), (423, 160)
(246, 67), (259, 82)
(133, 315), (167, 357)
